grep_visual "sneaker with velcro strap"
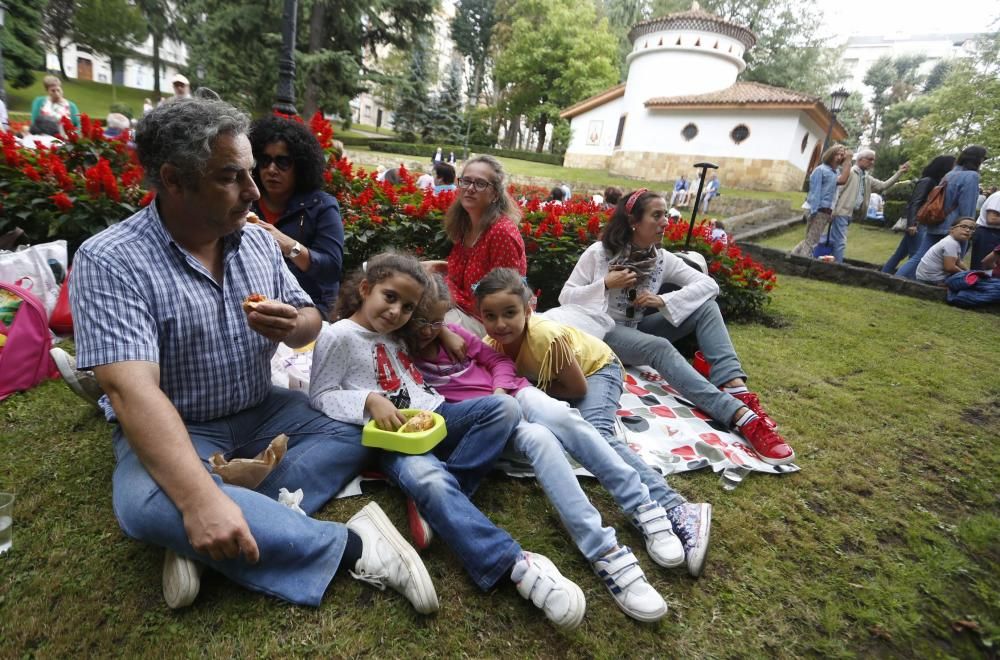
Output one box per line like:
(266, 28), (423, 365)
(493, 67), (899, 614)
(512, 551), (586, 630)
(592, 546), (667, 622)
(631, 501), (685, 568)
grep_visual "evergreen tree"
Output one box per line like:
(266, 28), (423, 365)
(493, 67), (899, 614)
(41, 0), (76, 80)
(1, 0), (45, 89)
(451, 0), (497, 105)
(432, 59), (465, 144)
(392, 40), (434, 143)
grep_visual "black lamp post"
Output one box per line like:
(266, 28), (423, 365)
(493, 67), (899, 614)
(272, 0), (298, 116)
(821, 87), (850, 153)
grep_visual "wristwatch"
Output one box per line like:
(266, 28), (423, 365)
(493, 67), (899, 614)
(288, 242), (303, 258)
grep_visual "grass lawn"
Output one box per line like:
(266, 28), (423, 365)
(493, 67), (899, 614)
(1, 276), (997, 656)
(5, 71), (152, 121)
(756, 223), (904, 266)
(358, 146), (806, 206)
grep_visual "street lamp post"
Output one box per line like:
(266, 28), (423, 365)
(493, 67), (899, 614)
(821, 87), (850, 153)
(272, 0), (298, 116)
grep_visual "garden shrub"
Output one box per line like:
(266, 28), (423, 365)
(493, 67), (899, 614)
(0, 113), (775, 321)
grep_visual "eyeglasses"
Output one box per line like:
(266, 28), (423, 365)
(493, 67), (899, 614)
(457, 177), (492, 192)
(257, 155), (294, 172)
(625, 288), (637, 319)
(414, 319), (445, 330)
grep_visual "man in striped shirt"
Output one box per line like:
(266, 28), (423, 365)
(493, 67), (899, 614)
(69, 98), (437, 614)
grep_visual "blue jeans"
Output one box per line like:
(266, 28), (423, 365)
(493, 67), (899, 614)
(829, 215), (851, 263)
(112, 387), (373, 607)
(971, 226), (1000, 269)
(380, 395), (522, 591)
(881, 226), (925, 274)
(570, 363), (686, 512)
(513, 386), (657, 560)
(897, 232), (946, 279)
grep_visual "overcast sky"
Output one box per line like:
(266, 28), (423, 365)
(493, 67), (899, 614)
(820, 0), (1000, 40)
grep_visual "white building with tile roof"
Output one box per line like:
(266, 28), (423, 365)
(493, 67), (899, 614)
(560, 3), (846, 192)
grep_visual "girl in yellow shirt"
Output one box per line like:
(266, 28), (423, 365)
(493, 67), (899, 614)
(475, 267), (712, 578)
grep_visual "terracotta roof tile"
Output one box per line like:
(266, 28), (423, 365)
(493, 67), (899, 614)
(629, 8), (756, 49)
(646, 82), (818, 107)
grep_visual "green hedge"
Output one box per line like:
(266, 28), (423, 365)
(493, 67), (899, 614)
(884, 200), (907, 223)
(373, 141), (565, 166)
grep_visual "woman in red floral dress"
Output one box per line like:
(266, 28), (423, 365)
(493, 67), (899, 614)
(426, 155), (526, 335)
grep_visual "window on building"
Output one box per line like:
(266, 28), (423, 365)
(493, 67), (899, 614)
(800, 133), (809, 153)
(364, 105), (372, 118)
(614, 114), (627, 147)
(681, 123), (699, 141)
(730, 124), (750, 145)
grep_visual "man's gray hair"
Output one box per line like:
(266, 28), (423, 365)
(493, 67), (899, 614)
(855, 148), (876, 161)
(135, 98), (250, 190)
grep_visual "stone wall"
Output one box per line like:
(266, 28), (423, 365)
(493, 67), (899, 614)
(562, 152), (611, 170)
(607, 150), (804, 192)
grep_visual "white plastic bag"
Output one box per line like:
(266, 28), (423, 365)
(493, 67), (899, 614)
(0, 240), (68, 316)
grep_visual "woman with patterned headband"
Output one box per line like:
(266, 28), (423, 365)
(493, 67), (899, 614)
(558, 188), (796, 467)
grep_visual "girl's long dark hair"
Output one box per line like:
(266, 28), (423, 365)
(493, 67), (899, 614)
(921, 155), (956, 183)
(473, 267), (531, 307)
(335, 251), (428, 320)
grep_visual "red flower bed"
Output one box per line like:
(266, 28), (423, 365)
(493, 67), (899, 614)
(0, 113), (774, 319)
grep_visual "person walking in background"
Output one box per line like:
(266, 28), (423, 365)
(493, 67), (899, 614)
(828, 149), (909, 263)
(896, 145), (987, 279)
(30, 75), (80, 129)
(791, 145), (850, 258)
(881, 155), (955, 275)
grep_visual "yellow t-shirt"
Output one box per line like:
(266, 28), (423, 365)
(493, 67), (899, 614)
(487, 315), (615, 391)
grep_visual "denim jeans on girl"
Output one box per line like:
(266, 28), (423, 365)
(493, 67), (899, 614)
(512, 386), (657, 560)
(570, 362), (686, 512)
(379, 394), (523, 591)
(112, 387), (374, 607)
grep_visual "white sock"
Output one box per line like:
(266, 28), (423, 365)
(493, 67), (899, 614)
(722, 385), (749, 395)
(734, 409), (758, 428)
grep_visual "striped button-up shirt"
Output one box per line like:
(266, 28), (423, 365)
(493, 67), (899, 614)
(71, 201), (313, 422)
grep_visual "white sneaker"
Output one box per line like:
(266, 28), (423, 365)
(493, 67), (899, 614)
(163, 550), (202, 609)
(511, 551), (586, 630)
(346, 502), (439, 614)
(592, 546), (667, 622)
(50, 347), (104, 409)
(632, 501), (685, 568)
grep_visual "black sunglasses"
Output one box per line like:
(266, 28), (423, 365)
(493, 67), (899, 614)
(257, 154), (294, 172)
(625, 288), (637, 319)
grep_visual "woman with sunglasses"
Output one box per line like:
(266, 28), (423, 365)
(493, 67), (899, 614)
(425, 155), (526, 335)
(558, 189), (796, 466)
(249, 115), (344, 318)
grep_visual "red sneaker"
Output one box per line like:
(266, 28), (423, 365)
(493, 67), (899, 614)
(406, 498), (433, 551)
(732, 391), (778, 429)
(738, 417), (795, 465)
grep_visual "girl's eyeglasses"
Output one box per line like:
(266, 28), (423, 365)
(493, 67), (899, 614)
(414, 319), (445, 330)
(457, 177), (492, 192)
(257, 155), (294, 172)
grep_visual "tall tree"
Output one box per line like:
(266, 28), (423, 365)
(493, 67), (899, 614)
(135, 0), (182, 102)
(392, 38), (434, 142)
(428, 58), (465, 144)
(451, 0), (497, 105)
(41, 0), (77, 80)
(74, 0), (146, 88)
(863, 54), (925, 146)
(1, 0), (45, 89)
(902, 32), (1000, 180)
(494, 0), (619, 153)
(598, 0), (650, 79)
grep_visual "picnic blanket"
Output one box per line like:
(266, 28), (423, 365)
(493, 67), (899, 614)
(272, 345), (799, 496)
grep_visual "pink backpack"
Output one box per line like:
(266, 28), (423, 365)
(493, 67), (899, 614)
(0, 282), (58, 401)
